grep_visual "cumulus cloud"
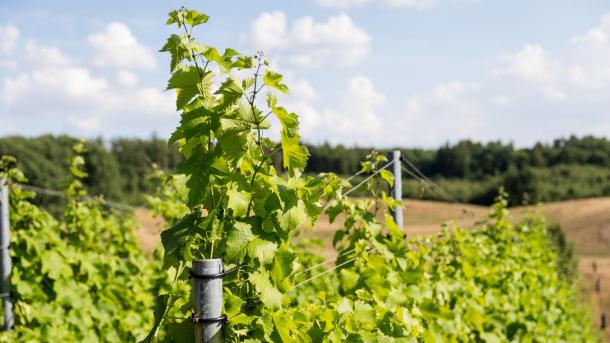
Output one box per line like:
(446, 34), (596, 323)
(391, 13), (610, 146)
(24, 41), (72, 68)
(245, 12), (370, 68)
(1, 28), (173, 136)
(281, 75), (386, 145)
(0, 24), (19, 55)
(88, 22), (156, 70)
(116, 70), (138, 88)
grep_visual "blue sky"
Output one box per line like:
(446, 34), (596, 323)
(1, 1), (610, 147)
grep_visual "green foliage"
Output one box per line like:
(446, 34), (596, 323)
(0, 146), (163, 342)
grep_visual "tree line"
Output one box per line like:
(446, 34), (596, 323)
(1, 134), (609, 206)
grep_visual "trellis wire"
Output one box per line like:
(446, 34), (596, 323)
(12, 183), (136, 212)
(290, 250), (376, 291)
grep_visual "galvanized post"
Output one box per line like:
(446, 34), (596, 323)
(0, 178), (13, 330)
(192, 259), (223, 343)
(392, 150), (403, 231)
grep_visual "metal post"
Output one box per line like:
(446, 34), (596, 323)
(192, 259), (223, 343)
(0, 178), (13, 330)
(392, 150), (403, 231)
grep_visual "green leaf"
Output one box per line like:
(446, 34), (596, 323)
(263, 70), (289, 94)
(224, 291), (244, 318)
(167, 66), (203, 90)
(267, 92), (277, 108)
(272, 311), (296, 342)
(160, 34), (190, 71)
(225, 221), (277, 264)
(272, 106), (299, 137)
(248, 238), (278, 265)
(280, 133), (308, 176)
(176, 146), (228, 207)
(380, 169), (394, 185)
(226, 187), (251, 217)
(271, 247), (296, 291)
(352, 301), (375, 324)
(167, 9), (209, 27)
(278, 200), (308, 232)
(160, 211), (199, 264)
(184, 9), (209, 26)
(175, 85), (199, 110)
(41, 251), (72, 280)
(225, 221), (255, 263)
(249, 271), (283, 309)
(384, 214), (403, 241)
(215, 77), (244, 110)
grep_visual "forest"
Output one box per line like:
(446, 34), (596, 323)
(1, 134), (609, 206)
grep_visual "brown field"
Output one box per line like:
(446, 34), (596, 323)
(134, 197), (610, 340)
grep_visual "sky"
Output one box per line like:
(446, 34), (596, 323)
(1, 0), (610, 148)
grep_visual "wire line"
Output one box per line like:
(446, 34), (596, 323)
(322, 160), (395, 212)
(292, 248), (356, 278)
(11, 183), (136, 211)
(400, 156), (462, 205)
(290, 248), (376, 290)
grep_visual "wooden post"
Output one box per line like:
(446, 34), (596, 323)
(392, 150), (403, 231)
(0, 178), (13, 330)
(596, 276), (601, 293)
(192, 259), (223, 343)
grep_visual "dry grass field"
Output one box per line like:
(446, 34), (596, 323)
(134, 197), (610, 340)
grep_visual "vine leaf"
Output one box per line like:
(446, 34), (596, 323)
(226, 187), (251, 217)
(249, 271), (283, 309)
(160, 34), (190, 72)
(176, 146), (228, 206)
(160, 210), (199, 265)
(270, 247), (296, 292)
(278, 199), (308, 231)
(225, 222), (278, 264)
(280, 133), (308, 177)
(263, 70), (289, 94)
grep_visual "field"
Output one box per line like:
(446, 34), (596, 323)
(135, 196), (610, 341)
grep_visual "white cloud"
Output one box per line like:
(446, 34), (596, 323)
(3, 66), (108, 105)
(246, 12), (370, 68)
(68, 115), (102, 133)
(0, 24), (19, 55)
(24, 41), (72, 68)
(494, 44), (551, 81)
(88, 22), (156, 70)
(1, 33), (173, 137)
(323, 75), (385, 135)
(283, 75), (386, 145)
(572, 14), (610, 45)
(389, 13), (610, 147)
(399, 82), (483, 145)
(116, 70), (138, 87)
